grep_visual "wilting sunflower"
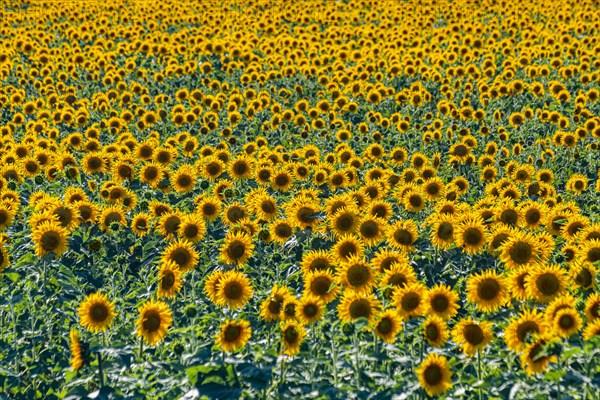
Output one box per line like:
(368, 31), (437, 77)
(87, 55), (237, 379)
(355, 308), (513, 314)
(387, 220), (419, 251)
(583, 319), (600, 341)
(372, 310), (402, 343)
(32, 220), (69, 258)
(422, 315), (449, 347)
(337, 255), (376, 294)
(454, 214), (488, 254)
(416, 353), (453, 397)
(428, 213), (455, 249)
(425, 284), (460, 320)
(519, 335), (557, 376)
(331, 234), (364, 264)
(220, 230), (255, 266)
(69, 329), (87, 371)
(215, 319), (252, 353)
(137, 299), (173, 346)
(281, 321), (306, 356)
(337, 292), (381, 323)
(303, 269), (339, 303)
(78, 292), (116, 333)
(524, 264), (568, 303)
(161, 239), (199, 272)
(215, 270), (253, 309)
(393, 282), (427, 319)
(178, 213), (206, 243)
(452, 317), (493, 357)
(466, 270), (509, 313)
(260, 285), (293, 322)
(296, 295), (324, 325)
(552, 308), (582, 338)
(157, 261), (183, 299)
(504, 308), (547, 352)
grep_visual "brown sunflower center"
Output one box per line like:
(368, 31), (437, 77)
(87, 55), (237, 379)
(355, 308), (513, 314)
(184, 224), (199, 238)
(516, 321), (539, 343)
(536, 273), (559, 296)
(425, 324), (440, 341)
(143, 311), (161, 333)
(360, 221), (379, 238)
(91, 304), (108, 322)
(423, 364), (443, 385)
(303, 304), (318, 317)
(349, 299), (372, 319)
(338, 241), (358, 259)
(283, 327), (299, 344)
(224, 325), (242, 342)
(377, 318), (393, 335)
(463, 323), (484, 345)
(177, 174), (192, 188)
(171, 248), (191, 268)
(310, 276), (332, 295)
(394, 229), (413, 245)
(401, 292), (420, 311)
(227, 241), (246, 260)
(463, 227), (483, 245)
(261, 201), (276, 214)
(275, 223), (292, 238)
(430, 294), (449, 313)
(335, 213), (355, 231)
(587, 248), (600, 263)
(437, 223), (453, 240)
(40, 231), (60, 251)
(509, 241), (533, 264)
(558, 314), (575, 330)
(224, 282), (242, 299)
(477, 278), (500, 300)
(347, 264), (370, 287)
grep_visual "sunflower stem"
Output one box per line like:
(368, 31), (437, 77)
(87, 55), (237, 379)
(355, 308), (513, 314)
(139, 336), (144, 360)
(331, 333), (338, 386)
(353, 329), (361, 387)
(556, 352), (561, 400)
(97, 352), (104, 388)
(477, 350), (483, 400)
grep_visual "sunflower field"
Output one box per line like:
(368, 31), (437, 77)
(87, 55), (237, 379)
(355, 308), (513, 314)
(1, 0), (600, 398)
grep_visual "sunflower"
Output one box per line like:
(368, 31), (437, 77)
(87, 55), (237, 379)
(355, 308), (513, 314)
(260, 285), (293, 322)
(552, 308), (582, 338)
(425, 284), (460, 320)
(300, 249), (333, 274)
(466, 270), (509, 313)
(570, 261), (597, 289)
(454, 214), (488, 254)
(281, 297), (299, 321)
(0, 244), (10, 272)
(577, 238), (600, 265)
(285, 196), (321, 230)
(378, 262), (418, 298)
(98, 205), (127, 232)
(252, 193), (279, 221)
(157, 211), (183, 240)
(393, 282), (427, 319)
(220, 230), (255, 266)
(504, 308), (547, 352)
(281, 321), (306, 356)
(216, 319), (252, 353)
(139, 162), (164, 187)
(329, 206), (360, 237)
(171, 164), (196, 193)
(223, 202), (247, 226)
(69, 329), (87, 371)
(337, 292), (381, 323)
(525, 264), (568, 303)
(137, 299), (173, 346)
(494, 202), (522, 227)
(372, 310), (402, 343)
(0, 204), (15, 231)
(422, 177), (446, 201)
(271, 169), (294, 192)
(161, 239), (199, 272)
(402, 187), (426, 213)
(196, 196), (222, 222)
(178, 213), (206, 243)
(157, 261), (183, 299)
(357, 216), (387, 246)
(387, 220), (419, 251)
(452, 317), (493, 357)
(499, 230), (539, 269)
(337, 255), (376, 294)
(32, 220), (69, 257)
(370, 248), (409, 273)
(331, 234), (364, 264)
(303, 269), (339, 303)
(585, 293), (600, 320)
(203, 270), (224, 304)
(422, 315), (449, 347)
(296, 295), (324, 325)
(416, 353), (453, 397)
(131, 212), (152, 237)
(428, 213), (455, 249)
(583, 319), (600, 341)
(78, 292), (116, 333)
(519, 335), (557, 376)
(199, 156), (225, 181)
(215, 270), (253, 309)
